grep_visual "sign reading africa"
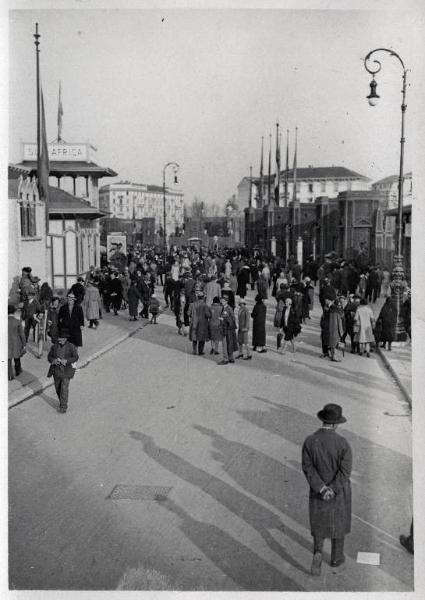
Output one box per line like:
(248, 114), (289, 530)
(23, 142), (92, 162)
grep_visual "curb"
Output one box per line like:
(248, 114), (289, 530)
(8, 321), (148, 410)
(376, 347), (412, 407)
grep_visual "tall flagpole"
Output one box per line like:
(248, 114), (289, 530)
(259, 136), (264, 209)
(284, 129), (289, 208)
(34, 23), (40, 165)
(292, 126), (298, 254)
(274, 121), (280, 206)
(267, 133), (271, 205)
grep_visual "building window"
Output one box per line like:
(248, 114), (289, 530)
(333, 182), (339, 193)
(20, 203), (37, 237)
(308, 183), (313, 193)
(321, 181), (326, 193)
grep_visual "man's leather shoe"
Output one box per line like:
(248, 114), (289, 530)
(330, 556), (345, 567)
(310, 552), (322, 576)
(399, 534), (414, 554)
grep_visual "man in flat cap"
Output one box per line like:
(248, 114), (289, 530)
(47, 328), (79, 413)
(302, 403), (352, 576)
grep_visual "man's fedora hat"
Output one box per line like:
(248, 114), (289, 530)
(58, 328), (70, 339)
(317, 403), (346, 424)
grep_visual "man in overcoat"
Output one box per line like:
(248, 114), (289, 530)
(47, 328), (79, 413)
(302, 403), (352, 576)
(58, 292), (84, 347)
(188, 291), (211, 355)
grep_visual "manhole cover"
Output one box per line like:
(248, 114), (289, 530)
(107, 485), (172, 501)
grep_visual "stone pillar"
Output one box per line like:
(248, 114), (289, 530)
(271, 236), (276, 256)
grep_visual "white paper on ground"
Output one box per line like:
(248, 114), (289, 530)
(357, 552), (380, 565)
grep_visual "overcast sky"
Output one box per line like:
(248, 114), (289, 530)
(8, 6), (424, 205)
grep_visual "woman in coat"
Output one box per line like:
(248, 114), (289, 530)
(302, 403), (352, 576)
(236, 264), (250, 298)
(83, 281), (102, 329)
(209, 296), (223, 355)
(8, 304), (26, 379)
(279, 297), (301, 354)
(251, 294), (267, 353)
(128, 279), (142, 321)
(376, 297), (396, 350)
(256, 273), (268, 300)
(188, 291), (211, 355)
(58, 292), (84, 347)
(328, 299), (345, 362)
(353, 298), (375, 357)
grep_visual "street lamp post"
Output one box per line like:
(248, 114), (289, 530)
(364, 48), (408, 341)
(162, 161), (180, 267)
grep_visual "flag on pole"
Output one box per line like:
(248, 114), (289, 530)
(258, 137), (264, 208)
(274, 122), (280, 205)
(57, 81), (63, 141)
(267, 134), (271, 205)
(38, 87), (50, 231)
(292, 126), (299, 230)
(284, 129), (289, 207)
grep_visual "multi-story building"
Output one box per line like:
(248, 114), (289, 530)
(237, 166), (371, 209)
(371, 172), (413, 209)
(99, 181), (184, 244)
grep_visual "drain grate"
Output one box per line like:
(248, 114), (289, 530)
(107, 485), (172, 501)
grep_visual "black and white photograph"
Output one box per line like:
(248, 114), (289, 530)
(3, 0), (425, 597)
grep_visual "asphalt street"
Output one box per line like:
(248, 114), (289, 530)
(8, 291), (413, 591)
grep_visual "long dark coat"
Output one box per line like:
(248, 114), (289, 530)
(209, 303), (223, 342)
(280, 306), (301, 341)
(188, 300), (212, 342)
(302, 429), (352, 538)
(328, 305), (344, 348)
(376, 301), (397, 343)
(128, 285), (142, 317)
(8, 316), (26, 359)
(220, 305), (238, 353)
(58, 303), (84, 347)
(251, 301), (267, 347)
(236, 266), (250, 298)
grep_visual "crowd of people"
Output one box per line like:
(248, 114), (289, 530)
(8, 247), (412, 381)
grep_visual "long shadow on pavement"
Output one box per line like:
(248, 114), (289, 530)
(159, 498), (303, 591)
(128, 430), (307, 589)
(135, 322), (394, 398)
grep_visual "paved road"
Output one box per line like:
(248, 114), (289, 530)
(8, 291), (413, 591)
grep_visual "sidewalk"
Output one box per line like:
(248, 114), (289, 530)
(372, 297), (412, 406)
(8, 310), (149, 409)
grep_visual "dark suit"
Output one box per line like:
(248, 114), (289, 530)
(47, 340), (79, 410)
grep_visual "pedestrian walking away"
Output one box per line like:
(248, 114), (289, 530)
(302, 403), (352, 576)
(47, 328), (79, 413)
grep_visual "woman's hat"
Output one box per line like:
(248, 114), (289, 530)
(58, 328), (70, 339)
(317, 403), (346, 424)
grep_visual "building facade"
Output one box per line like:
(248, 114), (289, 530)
(8, 164), (106, 296)
(238, 166), (371, 210)
(99, 181), (184, 245)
